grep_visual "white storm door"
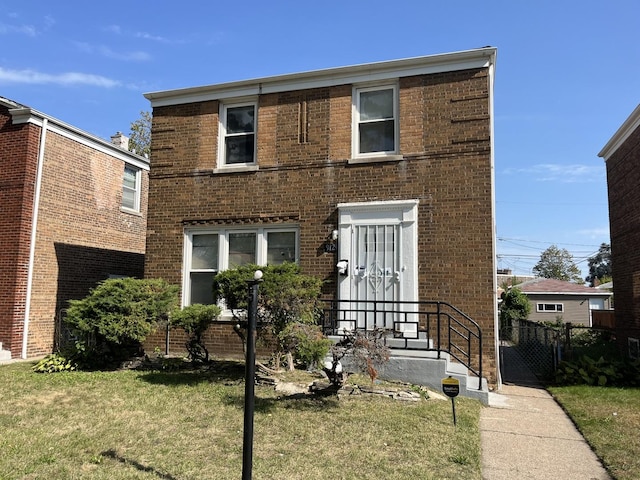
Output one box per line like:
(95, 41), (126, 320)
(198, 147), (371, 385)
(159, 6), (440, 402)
(337, 200), (418, 331)
(353, 224), (400, 329)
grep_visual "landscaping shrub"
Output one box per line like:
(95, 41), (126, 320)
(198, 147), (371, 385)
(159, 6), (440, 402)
(64, 277), (179, 368)
(213, 263), (324, 369)
(32, 353), (76, 373)
(170, 303), (222, 363)
(555, 355), (640, 387)
(280, 322), (332, 370)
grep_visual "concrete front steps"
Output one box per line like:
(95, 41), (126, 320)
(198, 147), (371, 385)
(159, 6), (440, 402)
(0, 342), (12, 361)
(329, 335), (489, 404)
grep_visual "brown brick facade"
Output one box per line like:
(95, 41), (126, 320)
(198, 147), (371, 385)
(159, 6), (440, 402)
(603, 111), (640, 354)
(144, 53), (498, 384)
(0, 103), (148, 358)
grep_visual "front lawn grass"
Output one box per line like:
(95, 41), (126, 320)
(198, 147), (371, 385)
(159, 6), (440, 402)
(1, 361), (481, 479)
(549, 385), (640, 480)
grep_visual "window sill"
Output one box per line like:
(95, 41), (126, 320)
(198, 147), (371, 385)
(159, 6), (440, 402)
(213, 165), (259, 174)
(120, 207), (142, 217)
(348, 154), (404, 165)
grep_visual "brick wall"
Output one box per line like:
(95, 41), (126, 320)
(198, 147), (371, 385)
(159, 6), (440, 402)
(606, 123), (640, 352)
(144, 67), (497, 382)
(0, 108), (40, 355)
(0, 107), (148, 358)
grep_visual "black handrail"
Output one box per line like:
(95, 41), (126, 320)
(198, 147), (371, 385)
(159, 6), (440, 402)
(320, 299), (483, 389)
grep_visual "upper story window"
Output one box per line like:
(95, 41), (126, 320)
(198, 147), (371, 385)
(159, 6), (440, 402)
(353, 84), (398, 158)
(184, 227), (298, 306)
(219, 102), (257, 167)
(122, 164), (141, 212)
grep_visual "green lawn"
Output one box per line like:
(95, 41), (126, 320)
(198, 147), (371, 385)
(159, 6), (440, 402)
(0, 361), (481, 479)
(549, 385), (640, 480)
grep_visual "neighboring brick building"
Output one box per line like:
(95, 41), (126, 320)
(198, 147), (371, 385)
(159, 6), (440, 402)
(143, 48), (499, 385)
(0, 97), (149, 359)
(599, 104), (640, 358)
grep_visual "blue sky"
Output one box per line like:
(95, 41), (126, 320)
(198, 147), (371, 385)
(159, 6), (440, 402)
(2, 1), (637, 278)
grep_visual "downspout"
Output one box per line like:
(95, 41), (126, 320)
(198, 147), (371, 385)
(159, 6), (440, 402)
(488, 54), (501, 388)
(21, 117), (48, 359)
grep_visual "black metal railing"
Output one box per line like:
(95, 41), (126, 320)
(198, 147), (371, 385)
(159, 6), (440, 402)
(320, 299), (483, 389)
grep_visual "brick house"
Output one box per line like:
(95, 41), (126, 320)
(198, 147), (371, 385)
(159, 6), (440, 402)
(599, 104), (640, 358)
(0, 97), (149, 360)
(143, 47), (499, 387)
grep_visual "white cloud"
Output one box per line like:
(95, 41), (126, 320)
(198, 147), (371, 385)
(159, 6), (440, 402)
(135, 31), (172, 43)
(104, 24), (122, 35)
(502, 163), (604, 183)
(0, 22), (37, 36)
(74, 42), (150, 61)
(0, 67), (121, 88)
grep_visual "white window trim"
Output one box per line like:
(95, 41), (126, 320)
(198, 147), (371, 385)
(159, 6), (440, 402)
(351, 82), (399, 160)
(182, 226), (299, 307)
(218, 100), (257, 169)
(122, 164), (141, 213)
(536, 303), (564, 313)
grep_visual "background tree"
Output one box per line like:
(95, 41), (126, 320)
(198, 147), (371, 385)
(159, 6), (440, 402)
(585, 243), (612, 286)
(128, 110), (151, 158)
(533, 245), (583, 283)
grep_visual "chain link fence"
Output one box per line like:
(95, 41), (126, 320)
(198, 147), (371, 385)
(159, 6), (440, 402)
(500, 318), (562, 381)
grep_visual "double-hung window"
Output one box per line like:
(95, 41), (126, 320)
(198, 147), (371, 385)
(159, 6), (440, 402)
(219, 102), (257, 167)
(122, 164), (141, 211)
(184, 227), (298, 306)
(353, 84), (398, 157)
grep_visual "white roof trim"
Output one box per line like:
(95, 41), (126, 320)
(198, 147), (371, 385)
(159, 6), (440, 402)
(6, 106), (149, 170)
(522, 291), (612, 297)
(145, 47), (496, 108)
(598, 104), (640, 161)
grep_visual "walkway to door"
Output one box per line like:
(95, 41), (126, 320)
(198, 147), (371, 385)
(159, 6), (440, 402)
(480, 345), (610, 479)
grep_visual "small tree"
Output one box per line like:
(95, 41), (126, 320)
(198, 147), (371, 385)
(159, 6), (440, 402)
(213, 263), (324, 370)
(499, 287), (531, 339)
(325, 328), (391, 387)
(170, 304), (222, 364)
(533, 245), (583, 283)
(64, 278), (179, 368)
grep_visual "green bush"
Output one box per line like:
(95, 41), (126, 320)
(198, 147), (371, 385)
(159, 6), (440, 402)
(64, 278), (179, 368)
(171, 304), (222, 363)
(555, 355), (640, 387)
(33, 353), (77, 373)
(280, 322), (332, 369)
(213, 263), (324, 369)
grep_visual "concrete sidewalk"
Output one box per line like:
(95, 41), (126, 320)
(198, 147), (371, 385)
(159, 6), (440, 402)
(480, 346), (611, 479)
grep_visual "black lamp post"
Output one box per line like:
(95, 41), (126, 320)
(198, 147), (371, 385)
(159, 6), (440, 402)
(242, 270), (262, 480)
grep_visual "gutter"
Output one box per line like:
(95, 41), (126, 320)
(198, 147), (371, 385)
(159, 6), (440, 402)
(22, 118), (48, 359)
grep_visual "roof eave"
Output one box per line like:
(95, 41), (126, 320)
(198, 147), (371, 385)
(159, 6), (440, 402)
(8, 106), (149, 170)
(145, 47), (497, 108)
(598, 104), (640, 161)
(522, 291), (612, 296)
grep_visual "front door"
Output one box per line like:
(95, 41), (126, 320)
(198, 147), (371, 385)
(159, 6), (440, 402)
(337, 200), (418, 332)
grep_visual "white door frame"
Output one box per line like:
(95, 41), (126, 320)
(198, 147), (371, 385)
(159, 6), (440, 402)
(336, 199), (419, 330)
